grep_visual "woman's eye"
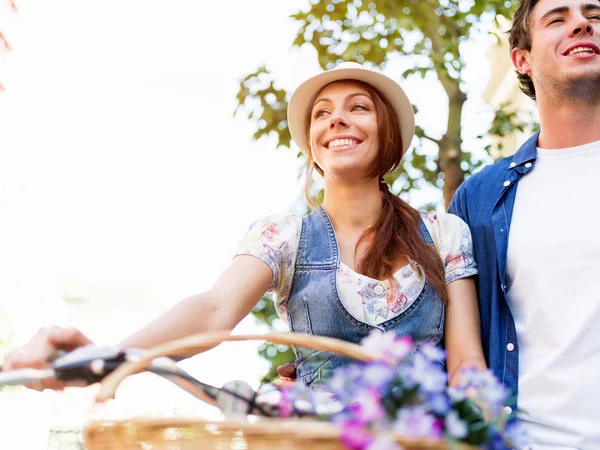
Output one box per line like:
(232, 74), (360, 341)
(313, 109), (329, 119)
(351, 104), (368, 111)
(588, 15), (600, 20)
(548, 17), (564, 25)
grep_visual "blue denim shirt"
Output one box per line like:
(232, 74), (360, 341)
(288, 206), (445, 388)
(448, 131), (539, 406)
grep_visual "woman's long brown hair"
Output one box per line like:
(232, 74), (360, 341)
(304, 80), (448, 304)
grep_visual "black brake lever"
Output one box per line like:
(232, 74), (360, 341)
(52, 344), (126, 384)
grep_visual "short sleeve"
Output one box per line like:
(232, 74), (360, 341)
(235, 214), (301, 321)
(422, 212), (478, 284)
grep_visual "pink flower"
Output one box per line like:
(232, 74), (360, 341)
(340, 420), (374, 450)
(278, 387), (295, 418)
(354, 388), (386, 422)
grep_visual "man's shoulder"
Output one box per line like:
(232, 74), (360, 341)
(461, 132), (539, 193)
(459, 155), (514, 193)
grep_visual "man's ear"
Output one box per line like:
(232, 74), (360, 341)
(512, 47), (532, 75)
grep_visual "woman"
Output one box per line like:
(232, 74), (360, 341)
(2, 62), (486, 390)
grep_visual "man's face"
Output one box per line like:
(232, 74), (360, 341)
(513, 0), (600, 98)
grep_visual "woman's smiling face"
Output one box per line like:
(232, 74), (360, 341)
(309, 80), (380, 180)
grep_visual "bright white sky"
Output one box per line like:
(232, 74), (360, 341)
(0, 0), (499, 446)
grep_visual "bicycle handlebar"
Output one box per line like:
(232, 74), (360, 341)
(0, 345), (120, 386)
(0, 367), (57, 386)
(0, 344), (340, 419)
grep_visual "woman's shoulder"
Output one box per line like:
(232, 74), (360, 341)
(247, 213), (301, 227)
(244, 213), (302, 242)
(419, 210), (469, 230)
(418, 211), (471, 246)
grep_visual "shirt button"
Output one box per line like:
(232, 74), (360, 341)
(507, 343), (515, 352)
(374, 284), (385, 295)
(525, 162), (532, 168)
(504, 406), (513, 415)
(509, 162), (516, 168)
(503, 180), (511, 187)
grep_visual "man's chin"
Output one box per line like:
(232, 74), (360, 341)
(561, 72), (600, 99)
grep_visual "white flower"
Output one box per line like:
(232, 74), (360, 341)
(445, 410), (468, 439)
(361, 330), (396, 359)
(367, 434), (404, 450)
(360, 330), (413, 363)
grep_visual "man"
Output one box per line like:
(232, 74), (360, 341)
(449, 0), (600, 448)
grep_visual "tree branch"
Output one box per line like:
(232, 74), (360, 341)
(421, 133), (441, 145)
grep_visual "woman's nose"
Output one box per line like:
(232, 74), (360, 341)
(329, 114), (348, 129)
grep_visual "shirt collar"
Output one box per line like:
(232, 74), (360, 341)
(510, 130), (539, 169)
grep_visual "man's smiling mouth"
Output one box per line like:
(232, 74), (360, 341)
(563, 42), (600, 56)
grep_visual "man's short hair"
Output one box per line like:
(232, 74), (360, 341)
(508, 0), (539, 101)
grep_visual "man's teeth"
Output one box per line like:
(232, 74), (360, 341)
(328, 139), (358, 148)
(568, 46), (596, 55)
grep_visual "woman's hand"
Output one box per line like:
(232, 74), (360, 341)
(1, 326), (93, 391)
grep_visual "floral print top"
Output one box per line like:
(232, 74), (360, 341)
(235, 212), (477, 325)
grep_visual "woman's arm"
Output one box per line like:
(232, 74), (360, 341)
(444, 277), (487, 386)
(120, 255), (272, 350)
(1, 255), (273, 389)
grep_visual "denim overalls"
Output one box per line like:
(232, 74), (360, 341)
(287, 206), (445, 388)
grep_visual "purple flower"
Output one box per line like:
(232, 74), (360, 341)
(393, 406), (443, 439)
(427, 393), (451, 416)
(361, 362), (397, 391)
(406, 352), (447, 394)
(340, 420), (374, 450)
(503, 421), (530, 449)
(453, 369), (510, 422)
(328, 364), (364, 401)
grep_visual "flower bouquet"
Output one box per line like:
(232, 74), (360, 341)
(279, 331), (526, 450)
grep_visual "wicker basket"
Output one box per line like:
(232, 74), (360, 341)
(84, 331), (475, 450)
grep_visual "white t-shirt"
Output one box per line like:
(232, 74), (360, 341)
(236, 211), (477, 325)
(506, 140), (600, 449)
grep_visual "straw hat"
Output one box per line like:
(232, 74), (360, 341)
(287, 62), (415, 157)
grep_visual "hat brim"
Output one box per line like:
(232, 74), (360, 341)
(287, 66), (415, 158)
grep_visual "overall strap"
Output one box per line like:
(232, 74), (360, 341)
(296, 206), (338, 268)
(418, 218), (435, 248)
